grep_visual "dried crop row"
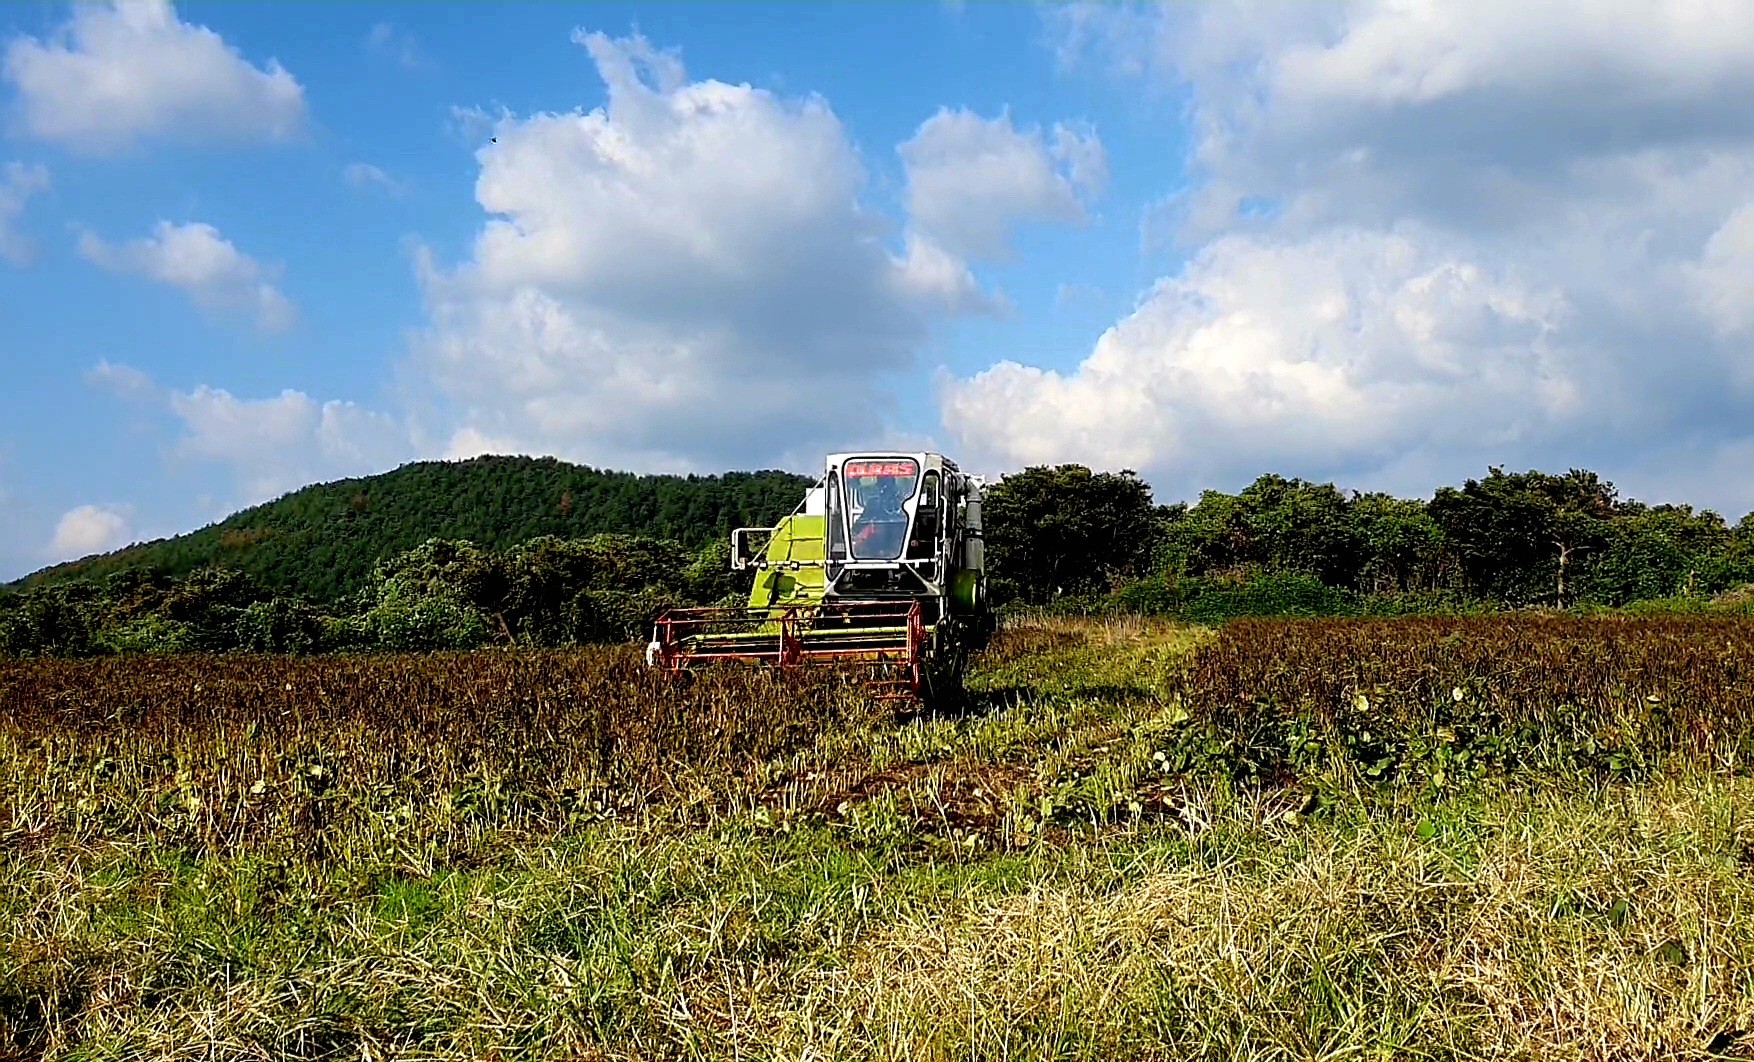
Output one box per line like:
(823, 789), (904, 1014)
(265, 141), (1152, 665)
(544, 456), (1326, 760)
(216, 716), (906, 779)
(1164, 615), (1754, 786)
(0, 649), (876, 863)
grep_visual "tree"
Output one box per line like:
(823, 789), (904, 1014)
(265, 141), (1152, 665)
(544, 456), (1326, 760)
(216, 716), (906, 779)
(1158, 477), (1373, 589)
(369, 539), (505, 610)
(362, 540), (502, 649)
(0, 584), (102, 656)
(1587, 504), (1737, 604)
(1158, 492), (1250, 578)
(1235, 475), (1362, 586)
(683, 538), (746, 605)
(983, 465), (1157, 604)
(1428, 468), (1618, 607)
(234, 598), (327, 654)
(157, 568), (265, 649)
(500, 537), (585, 643)
(497, 535), (680, 643)
(1350, 493), (1445, 594)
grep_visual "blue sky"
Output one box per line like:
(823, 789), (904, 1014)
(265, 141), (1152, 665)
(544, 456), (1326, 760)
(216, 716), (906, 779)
(5, 1), (1754, 579)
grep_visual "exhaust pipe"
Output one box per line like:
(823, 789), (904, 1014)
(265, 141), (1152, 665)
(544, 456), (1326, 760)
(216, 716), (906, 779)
(962, 479), (984, 574)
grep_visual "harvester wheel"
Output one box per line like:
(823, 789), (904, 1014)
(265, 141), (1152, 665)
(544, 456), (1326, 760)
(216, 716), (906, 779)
(921, 631), (972, 711)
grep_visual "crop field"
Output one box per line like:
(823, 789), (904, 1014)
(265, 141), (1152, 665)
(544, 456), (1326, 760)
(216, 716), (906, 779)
(8, 616), (1754, 1060)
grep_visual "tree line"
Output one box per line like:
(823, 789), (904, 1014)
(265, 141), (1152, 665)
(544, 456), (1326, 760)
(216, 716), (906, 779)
(983, 465), (1754, 620)
(5, 463), (1753, 656)
(1, 535), (738, 656)
(14, 456), (811, 603)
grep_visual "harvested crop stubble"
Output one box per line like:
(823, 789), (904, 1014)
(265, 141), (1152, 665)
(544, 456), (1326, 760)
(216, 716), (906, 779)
(786, 777), (1754, 1061)
(0, 649), (875, 862)
(1166, 616), (1754, 785)
(8, 618), (1754, 1060)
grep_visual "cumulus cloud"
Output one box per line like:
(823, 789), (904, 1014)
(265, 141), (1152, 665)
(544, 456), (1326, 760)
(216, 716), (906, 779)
(343, 162), (406, 196)
(900, 108), (1105, 262)
(948, 227), (1576, 482)
(78, 221), (295, 331)
(894, 231), (1000, 314)
(83, 359), (161, 402)
(81, 362), (410, 506)
(943, 0), (1754, 509)
(0, 161), (48, 265)
(167, 385), (409, 502)
(412, 30), (1020, 472)
(48, 504), (133, 561)
(3, 0), (305, 154)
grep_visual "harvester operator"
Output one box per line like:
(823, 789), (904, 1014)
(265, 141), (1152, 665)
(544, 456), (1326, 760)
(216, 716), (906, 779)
(852, 478), (908, 558)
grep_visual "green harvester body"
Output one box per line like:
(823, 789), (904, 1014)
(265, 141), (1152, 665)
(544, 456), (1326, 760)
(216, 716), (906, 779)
(648, 452), (990, 702)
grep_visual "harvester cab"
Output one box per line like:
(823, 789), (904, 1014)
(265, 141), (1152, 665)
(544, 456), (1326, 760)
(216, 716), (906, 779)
(647, 452), (991, 702)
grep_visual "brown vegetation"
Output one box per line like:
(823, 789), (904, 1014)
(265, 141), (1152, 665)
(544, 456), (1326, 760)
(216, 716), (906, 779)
(8, 618), (1754, 1060)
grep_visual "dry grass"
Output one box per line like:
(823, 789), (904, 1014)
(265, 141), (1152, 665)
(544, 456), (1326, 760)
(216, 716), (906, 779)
(7, 617), (1754, 1060)
(776, 777), (1754, 1060)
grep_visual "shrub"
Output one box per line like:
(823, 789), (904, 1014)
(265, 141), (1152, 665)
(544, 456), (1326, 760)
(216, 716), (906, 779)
(234, 598), (328, 654)
(1108, 572), (1357, 622)
(1110, 575), (1180, 615)
(569, 586), (685, 643)
(1356, 589), (1494, 617)
(362, 596), (491, 651)
(94, 615), (199, 655)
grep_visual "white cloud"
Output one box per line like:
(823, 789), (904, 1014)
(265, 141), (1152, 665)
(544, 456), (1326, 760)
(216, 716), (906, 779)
(168, 385), (409, 502)
(81, 361), (411, 506)
(78, 221), (295, 332)
(1255, 2), (1754, 124)
(941, 1), (1754, 510)
(1695, 203), (1754, 335)
(1153, 1), (1754, 242)
(442, 425), (524, 462)
(947, 227), (1576, 484)
(447, 104), (499, 143)
(899, 108), (1104, 262)
(3, 0), (305, 154)
(366, 22), (427, 72)
(48, 504), (133, 561)
(83, 359), (161, 401)
(0, 161), (49, 265)
(894, 232), (1002, 315)
(343, 162), (406, 196)
(1045, 3), (1159, 80)
(1052, 122), (1108, 198)
(411, 30), (1009, 473)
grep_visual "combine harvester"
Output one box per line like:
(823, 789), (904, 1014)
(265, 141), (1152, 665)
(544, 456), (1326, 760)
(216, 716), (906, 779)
(648, 452), (992, 703)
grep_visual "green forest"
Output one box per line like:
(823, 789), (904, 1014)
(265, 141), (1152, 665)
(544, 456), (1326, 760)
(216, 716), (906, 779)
(14, 456), (812, 602)
(984, 465), (1754, 621)
(5, 458), (1753, 656)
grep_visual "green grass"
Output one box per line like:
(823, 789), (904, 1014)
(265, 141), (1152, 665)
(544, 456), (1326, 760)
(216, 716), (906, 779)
(7, 618), (1754, 1059)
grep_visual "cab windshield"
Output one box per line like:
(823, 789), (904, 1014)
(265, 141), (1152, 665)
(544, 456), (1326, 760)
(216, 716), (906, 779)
(843, 458), (918, 561)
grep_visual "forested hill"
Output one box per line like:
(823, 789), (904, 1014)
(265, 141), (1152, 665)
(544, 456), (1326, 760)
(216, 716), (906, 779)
(14, 457), (813, 603)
